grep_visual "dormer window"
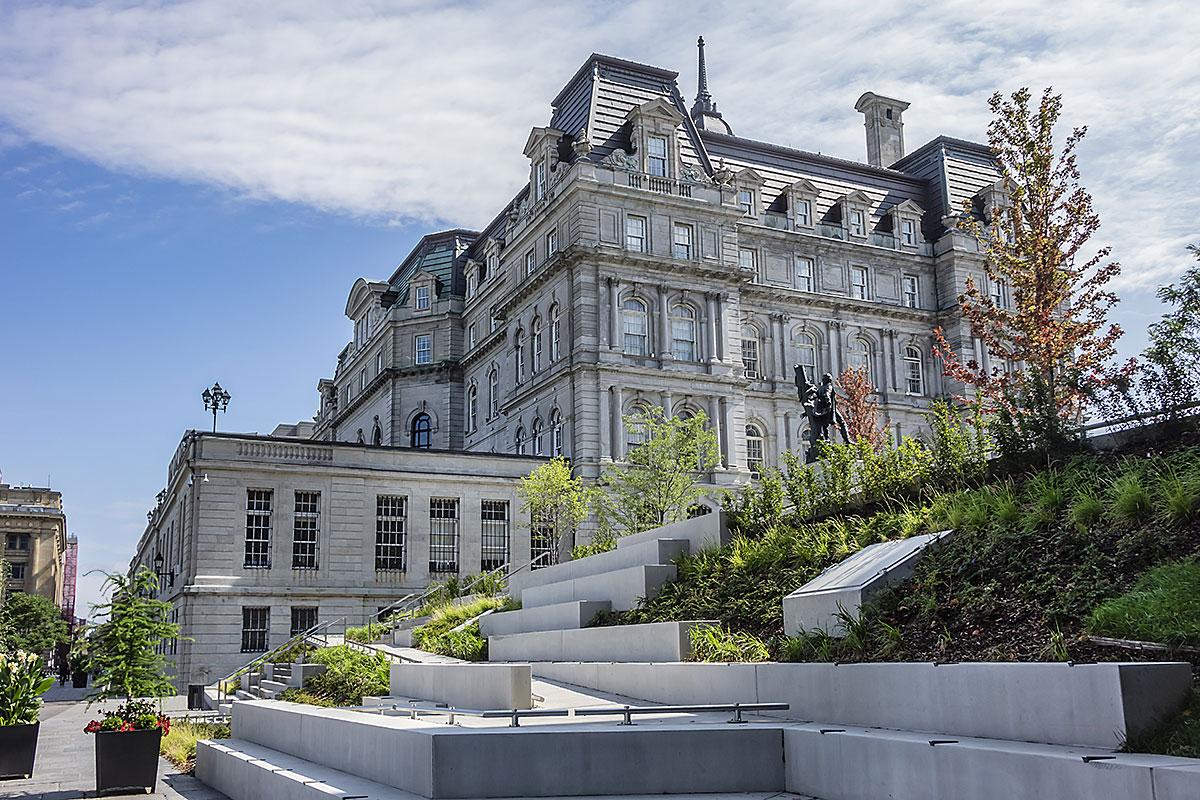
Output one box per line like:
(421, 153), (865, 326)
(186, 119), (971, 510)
(415, 286), (430, 311)
(849, 210), (866, 238)
(738, 190), (754, 217)
(534, 160), (547, 201)
(647, 136), (668, 177)
(901, 219), (916, 246)
(795, 199), (812, 227)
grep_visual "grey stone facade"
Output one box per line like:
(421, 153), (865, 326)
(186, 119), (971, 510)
(311, 51), (1001, 483)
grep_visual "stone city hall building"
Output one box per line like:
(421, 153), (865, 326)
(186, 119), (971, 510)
(135, 42), (1003, 688)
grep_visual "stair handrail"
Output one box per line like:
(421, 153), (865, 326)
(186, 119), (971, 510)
(374, 551), (555, 636)
(344, 699), (791, 727)
(216, 615), (346, 702)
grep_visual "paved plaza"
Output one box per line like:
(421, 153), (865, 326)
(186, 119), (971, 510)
(3, 683), (227, 800)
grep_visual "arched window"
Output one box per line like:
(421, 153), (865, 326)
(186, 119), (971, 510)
(372, 419), (383, 446)
(745, 424), (765, 479)
(549, 304), (561, 361)
(514, 330), (526, 382)
(531, 317), (544, 373)
(515, 425), (526, 455)
(671, 304), (697, 361)
(550, 409), (564, 456)
(622, 297), (649, 356)
(624, 402), (652, 455)
(488, 369), (499, 418)
(466, 384), (478, 432)
(849, 336), (873, 382)
(742, 325), (760, 379)
(795, 332), (818, 382)
(410, 413), (432, 448)
(904, 344), (925, 395)
(532, 418), (545, 456)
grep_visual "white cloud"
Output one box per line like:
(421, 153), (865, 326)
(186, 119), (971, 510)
(0, 0), (1196, 282)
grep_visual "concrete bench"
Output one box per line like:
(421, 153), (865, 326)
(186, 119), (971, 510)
(386, 662), (532, 709)
(488, 620), (714, 663)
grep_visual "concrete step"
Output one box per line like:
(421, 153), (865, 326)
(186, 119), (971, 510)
(221, 701), (785, 798)
(489, 620), (713, 663)
(234, 689), (257, 701)
(480, 599), (612, 637)
(520, 563), (677, 611)
(218, 703), (233, 715)
(260, 679), (289, 694)
(197, 738), (421, 800)
(509, 537), (690, 595)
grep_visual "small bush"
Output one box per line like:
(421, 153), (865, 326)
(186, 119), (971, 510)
(160, 720), (230, 773)
(411, 596), (510, 659)
(1110, 472), (1153, 525)
(1158, 471), (1200, 526)
(302, 646), (389, 705)
(420, 625), (487, 661)
(688, 624), (771, 662)
(345, 622), (389, 644)
(572, 529), (617, 559)
(1068, 491), (1105, 532)
(277, 688), (335, 707)
(1088, 560), (1200, 647)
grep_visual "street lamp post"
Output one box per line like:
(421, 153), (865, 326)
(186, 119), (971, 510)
(202, 382), (231, 432)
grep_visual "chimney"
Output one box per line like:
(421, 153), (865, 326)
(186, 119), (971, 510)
(854, 92), (910, 168)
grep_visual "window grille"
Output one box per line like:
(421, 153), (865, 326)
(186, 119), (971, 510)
(429, 498), (460, 574)
(241, 607), (270, 652)
(410, 413), (432, 448)
(549, 305), (561, 360)
(480, 500), (510, 572)
(244, 489), (272, 568)
(291, 491), (320, 570)
(375, 495), (407, 572)
(796, 333), (818, 381)
(530, 510), (556, 568)
(290, 607), (318, 637)
(488, 370), (499, 417)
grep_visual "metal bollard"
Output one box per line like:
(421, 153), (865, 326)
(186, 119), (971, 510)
(728, 703), (746, 724)
(620, 705), (634, 726)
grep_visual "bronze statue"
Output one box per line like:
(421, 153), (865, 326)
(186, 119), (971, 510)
(794, 366), (849, 463)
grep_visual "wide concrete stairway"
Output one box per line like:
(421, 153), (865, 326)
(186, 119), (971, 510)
(483, 512), (728, 662)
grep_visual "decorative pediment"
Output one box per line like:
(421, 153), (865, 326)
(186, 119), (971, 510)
(626, 96), (684, 126)
(523, 126), (566, 159)
(789, 178), (819, 196)
(344, 278), (389, 318)
(891, 199), (926, 216)
(734, 167), (763, 186)
(839, 189), (873, 206)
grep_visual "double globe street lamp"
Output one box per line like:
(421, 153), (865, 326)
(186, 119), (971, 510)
(202, 381), (231, 432)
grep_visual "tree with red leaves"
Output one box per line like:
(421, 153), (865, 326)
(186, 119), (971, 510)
(837, 366), (887, 449)
(933, 87), (1130, 455)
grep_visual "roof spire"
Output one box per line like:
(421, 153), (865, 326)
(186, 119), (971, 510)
(690, 35), (732, 135)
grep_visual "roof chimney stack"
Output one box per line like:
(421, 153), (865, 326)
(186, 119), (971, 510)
(854, 92), (910, 168)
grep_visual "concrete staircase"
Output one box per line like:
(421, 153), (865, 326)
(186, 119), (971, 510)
(483, 512), (728, 661)
(223, 660), (326, 713)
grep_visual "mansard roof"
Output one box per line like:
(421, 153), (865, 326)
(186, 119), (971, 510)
(386, 228), (478, 300)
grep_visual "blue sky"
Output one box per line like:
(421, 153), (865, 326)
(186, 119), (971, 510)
(0, 0), (1196, 614)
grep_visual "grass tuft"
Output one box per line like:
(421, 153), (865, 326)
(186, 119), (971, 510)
(160, 720), (230, 774)
(1088, 560), (1200, 648)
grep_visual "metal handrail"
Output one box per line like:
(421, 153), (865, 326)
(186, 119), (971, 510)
(345, 700), (790, 728)
(216, 615), (346, 702)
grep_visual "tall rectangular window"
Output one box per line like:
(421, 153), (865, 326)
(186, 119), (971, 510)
(468, 324), (477, 350)
(10, 562), (26, 580)
(849, 209), (865, 237)
(530, 511), (555, 569)
(375, 351), (383, 375)
(902, 274), (920, 308)
(545, 229), (558, 255)
(480, 500), (510, 571)
(901, 219), (916, 245)
(241, 607), (269, 652)
(414, 334), (432, 365)
(359, 369), (366, 391)
(795, 257), (815, 292)
(375, 495), (407, 572)
(990, 278), (1007, 309)
(244, 489), (272, 569)
(291, 491), (320, 570)
(625, 216), (646, 252)
(738, 248), (760, 282)
(795, 198), (811, 226)
(415, 285), (430, 310)
(429, 498), (460, 573)
(535, 160), (546, 200)
(738, 189), (754, 216)
(647, 136), (667, 177)
(672, 223), (693, 260)
(290, 607), (318, 637)
(850, 266), (869, 300)
(742, 335), (760, 379)
(525, 250), (536, 276)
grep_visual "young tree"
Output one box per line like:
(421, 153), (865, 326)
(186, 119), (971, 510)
(597, 406), (721, 535)
(0, 591), (69, 657)
(933, 87), (1130, 453)
(837, 366), (887, 448)
(516, 457), (592, 564)
(88, 568), (180, 700)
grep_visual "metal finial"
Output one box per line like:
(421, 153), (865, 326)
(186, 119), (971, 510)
(696, 36), (710, 103)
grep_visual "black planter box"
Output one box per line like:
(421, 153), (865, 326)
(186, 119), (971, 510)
(94, 728), (162, 795)
(0, 722), (39, 779)
(71, 671), (88, 688)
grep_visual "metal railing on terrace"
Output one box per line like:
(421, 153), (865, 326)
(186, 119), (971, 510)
(624, 171), (694, 198)
(347, 700), (791, 727)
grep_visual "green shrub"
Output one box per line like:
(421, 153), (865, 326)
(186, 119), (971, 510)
(302, 645), (389, 705)
(1110, 472), (1153, 525)
(1158, 470), (1200, 526)
(345, 622), (389, 644)
(1088, 560), (1200, 647)
(161, 720), (230, 772)
(779, 607), (903, 663)
(411, 596), (510, 659)
(277, 687), (335, 707)
(688, 624), (771, 662)
(419, 625), (488, 661)
(572, 529), (617, 559)
(1067, 491), (1105, 532)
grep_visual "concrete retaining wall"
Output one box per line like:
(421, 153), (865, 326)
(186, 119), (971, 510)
(480, 600), (611, 637)
(508, 538), (689, 596)
(488, 621), (715, 663)
(519, 564), (676, 610)
(529, 660), (1194, 749)
(387, 662), (532, 709)
(614, 510), (730, 553)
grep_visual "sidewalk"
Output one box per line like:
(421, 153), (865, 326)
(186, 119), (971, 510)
(2, 683), (228, 799)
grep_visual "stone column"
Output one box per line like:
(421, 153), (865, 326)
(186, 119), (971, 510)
(715, 293), (726, 362)
(662, 392), (673, 417)
(828, 320), (842, 377)
(774, 403), (788, 466)
(613, 385), (625, 460)
(707, 395), (723, 467)
(774, 314), (788, 381)
(723, 397), (737, 467)
(599, 383), (612, 461)
(657, 284), (671, 361)
(700, 292), (710, 364)
(784, 410), (794, 452)
(886, 329), (900, 392)
(607, 277), (620, 350)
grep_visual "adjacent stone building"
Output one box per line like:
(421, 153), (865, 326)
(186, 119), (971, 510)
(1, 484), (69, 607)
